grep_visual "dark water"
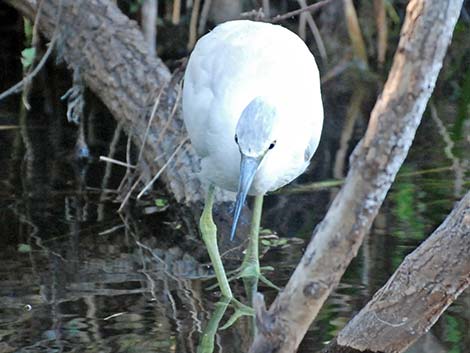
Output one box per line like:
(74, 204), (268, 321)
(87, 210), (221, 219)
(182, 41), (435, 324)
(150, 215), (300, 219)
(1, 79), (469, 353)
(1, 6), (469, 353)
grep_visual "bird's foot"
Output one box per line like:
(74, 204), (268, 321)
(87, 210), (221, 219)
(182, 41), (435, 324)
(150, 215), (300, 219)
(206, 262), (279, 292)
(228, 260), (280, 291)
(219, 297), (254, 330)
(197, 296), (254, 352)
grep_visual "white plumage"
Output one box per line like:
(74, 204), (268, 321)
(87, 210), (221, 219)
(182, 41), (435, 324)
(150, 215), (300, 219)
(182, 20), (324, 297)
(183, 20), (323, 196)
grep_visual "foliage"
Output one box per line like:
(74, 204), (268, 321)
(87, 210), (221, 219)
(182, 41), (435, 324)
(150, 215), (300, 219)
(21, 17), (35, 70)
(20, 47), (35, 69)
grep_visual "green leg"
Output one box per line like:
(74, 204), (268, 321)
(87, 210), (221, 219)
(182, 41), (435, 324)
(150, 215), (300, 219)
(241, 194), (263, 304)
(197, 297), (230, 353)
(242, 195), (264, 335)
(199, 185), (254, 329)
(235, 195), (279, 302)
(200, 184), (232, 298)
(243, 195), (263, 271)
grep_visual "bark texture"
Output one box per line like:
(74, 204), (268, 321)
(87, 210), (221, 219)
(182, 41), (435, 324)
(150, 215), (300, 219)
(249, 1), (464, 352)
(6, 0), (206, 203)
(324, 192), (470, 353)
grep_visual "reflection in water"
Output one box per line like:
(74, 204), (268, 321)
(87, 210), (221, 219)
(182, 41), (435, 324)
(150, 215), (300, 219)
(0, 109), (468, 353)
(1, 90), (469, 351)
(197, 298), (230, 353)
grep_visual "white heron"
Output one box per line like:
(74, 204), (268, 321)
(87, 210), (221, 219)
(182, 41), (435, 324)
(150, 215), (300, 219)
(183, 20), (323, 300)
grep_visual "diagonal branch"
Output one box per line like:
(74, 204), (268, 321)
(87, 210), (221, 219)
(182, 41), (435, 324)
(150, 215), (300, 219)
(5, 0), (205, 204)
(323, 191), (470, 353)
(249, 1), (464, 352)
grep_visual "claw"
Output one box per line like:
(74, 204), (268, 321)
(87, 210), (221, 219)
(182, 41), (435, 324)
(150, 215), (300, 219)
(259, 273), (280, 291)
(220, 298), (254, 330)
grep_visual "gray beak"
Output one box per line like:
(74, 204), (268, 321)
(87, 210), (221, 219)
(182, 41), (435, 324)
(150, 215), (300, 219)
(230, 155), (261, 240)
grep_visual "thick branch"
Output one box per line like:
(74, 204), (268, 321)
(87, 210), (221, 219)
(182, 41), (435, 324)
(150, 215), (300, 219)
(6, 0), (205, 203)
(249, 1), (464, 352)
(324, 191), (470, 353)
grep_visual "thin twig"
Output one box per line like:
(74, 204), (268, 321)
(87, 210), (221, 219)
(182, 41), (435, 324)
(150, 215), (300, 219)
(281, 166), (456, 195)
(31, 1), (45, 47)
(99, 156), (136, 169)
(118, 82), (176, 207)
(299, 12), (307, 40)
(172, 0), (181, 25)
(156, 82), (182, 142)
(430, 102), (464, 197)
(320, 54), (353, 84)
(0, 125), (20, 130)
(296, 0), (328, 63)
(0, 0), (63, 102)
(86, 186), (120, 194)
(198, 0), (212, 35)
(135, 240), (179, 281)
(99, 122), (124, 221)
(118, 173), (144, 212)
(240, 8), (265, 21)
(344, 0), (369, 67)
(137, 137), (189, 199)
(98, 224), (125, 236)
(22, 0), (45, 109)
(271, 0), (334, 23)
(103, 312), (126, 320)
(118, 133), (184, 210)
(374, 0), (388, 68)
(137, 86), (166, 164)
(117, 130), (134, 194)
(188, 0), (202, 50)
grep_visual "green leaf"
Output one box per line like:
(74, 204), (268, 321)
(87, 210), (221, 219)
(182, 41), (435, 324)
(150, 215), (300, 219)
(154, 198), (168, 207)
(23, 18), (33, 44)
(21, 47), (36, 69)
(18, 243), (32, 253)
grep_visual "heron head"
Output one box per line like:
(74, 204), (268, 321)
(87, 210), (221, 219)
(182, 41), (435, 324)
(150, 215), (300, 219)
(230, 97), (279, 240)
(235, 97), (278, 158)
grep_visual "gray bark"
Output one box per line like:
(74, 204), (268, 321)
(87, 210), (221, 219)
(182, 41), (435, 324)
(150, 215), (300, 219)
(249, 1), (464, 352)
(5, 0), (205, 204)
(141, 0), (158, 56)
(323, 191), (470, 353)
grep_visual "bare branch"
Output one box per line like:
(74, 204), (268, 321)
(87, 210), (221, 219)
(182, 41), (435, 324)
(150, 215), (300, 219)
(271, 0), (334, 23)
(0, 0), (63, 102)
(325, 191), (470, 353)
(249, 1), (464, 352)
(296, 0), (328, 63)
(6, 0), (205, 204)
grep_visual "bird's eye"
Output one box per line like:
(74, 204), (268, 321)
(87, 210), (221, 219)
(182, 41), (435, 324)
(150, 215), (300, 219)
(268, 140), (277, 150)
(234, 135), (238, 144)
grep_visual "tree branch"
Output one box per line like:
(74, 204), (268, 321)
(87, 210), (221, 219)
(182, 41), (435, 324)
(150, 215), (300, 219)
(324, 191), (470, 353)
(5, 0), (206, 203)
(249, 1), (464, 352)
